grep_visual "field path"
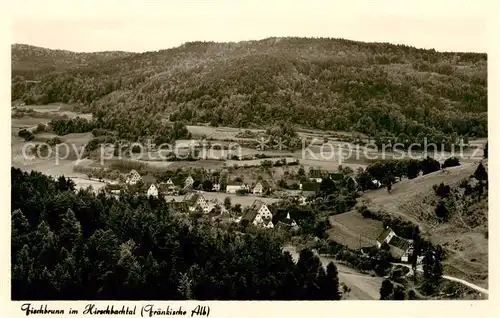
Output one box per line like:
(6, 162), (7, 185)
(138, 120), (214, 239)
(394, 263), (488, 295)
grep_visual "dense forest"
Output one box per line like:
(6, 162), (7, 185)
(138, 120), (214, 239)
(12, 37), (487, 144)
(11, 167), (341, 300)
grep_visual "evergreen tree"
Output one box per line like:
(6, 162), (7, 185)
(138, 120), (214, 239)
(380, 279), (394, 300)
(474, 162), (488, 181)
(59, 208), (83, 250)
(321, 262), (341, 300)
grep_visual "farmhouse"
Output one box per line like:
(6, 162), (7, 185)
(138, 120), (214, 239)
(226, 183), (249, 194)
(299, 182), (321, 194)
(207, 198), (229, 215)
(308, 168), (327, 183)
(183, 192), (211, 213)
(252, 182), (264, 195)
(165, 178), (175, 188)
(184, 175), (195, 189)
(126, 169), (142, 185)
(165, 197), (187, 211)
(204, 174), (221, 192)
(276, 212), (299, 230)
(147, 184), (159, 197)
(376, 227), (414, 262)
(242, 200), (274, 229)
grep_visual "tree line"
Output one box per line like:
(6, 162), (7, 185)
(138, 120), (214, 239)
(11, 167), (341, 300)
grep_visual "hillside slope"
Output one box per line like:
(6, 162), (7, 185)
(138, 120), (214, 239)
(11, 37), (487, 142)
(357, 161), (488, 288)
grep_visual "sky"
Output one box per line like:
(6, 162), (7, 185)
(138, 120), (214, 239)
(10, 0), (495, 53)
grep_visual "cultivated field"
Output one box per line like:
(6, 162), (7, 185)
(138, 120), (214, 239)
(328, 211), (385, 250)
(15, 103), (93, 120)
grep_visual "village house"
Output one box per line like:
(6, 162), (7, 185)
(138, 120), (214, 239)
(183, 192), (211, 213)
(126, 169), (142, 185)
(252, 181), (264, 196)
(276, 212), (299, 230)
(299, 182), (321, 194)
(147, 184), (159, 197)
(204, 174), (221, 192)
(308, 168), (327, 183)
(241, 200), (274, 229)
(165, 197), (187, 211)
(376, 227), (414, 263)
(226, 183), (249, 194)
(184, 175), (195, 189)
(226, 185), (241, 194)
(207, 198), (229, 215)
(165, 178), (175, 188)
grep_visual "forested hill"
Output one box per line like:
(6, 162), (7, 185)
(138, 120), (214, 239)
(11, 44), (133, 79)
(11, 37), (487, 140)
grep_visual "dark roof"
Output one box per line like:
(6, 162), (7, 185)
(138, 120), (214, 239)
(329, 172), (344, 181)
(281, 218), (297, 226)
(166, 201), (188, 211)
(242, 209), (258, 222)
(309, 169), (327, 178)
(183, 192), (201, 204)
(301, 191), (316, 197)
(302, 182), (321, 192)
(377, 228), (393, 243)
(241, 200), (266, 222)
(388, 236), (412, 251)
(251, 200), (265, 211)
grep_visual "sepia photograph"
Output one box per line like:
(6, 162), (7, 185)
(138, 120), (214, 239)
(8, 0), (491, 306)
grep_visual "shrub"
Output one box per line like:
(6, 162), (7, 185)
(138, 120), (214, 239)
(435, 200), (450, 220)
(433, 183), (451, 198)
(18, 129), (30, 138)
(47, 137), (63, 146)
(24, 133), (35, 142)
(421, 156), (440, 175)
(441, 157), (460, 169)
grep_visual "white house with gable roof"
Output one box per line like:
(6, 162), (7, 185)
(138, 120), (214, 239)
(147, 184), (159, 197)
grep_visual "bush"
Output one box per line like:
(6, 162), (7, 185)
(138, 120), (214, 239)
(47, 137), (63, 146)
(441, 157), (460, 169)
(131, 145), (142, 153)
(24, 133), (35, 142)
(35, 123), (46, 133)
(421, 156), (441, 175)
(433, 183), (451, 197)
(18, 129), (30, 138)
(435, 200), (450, 220)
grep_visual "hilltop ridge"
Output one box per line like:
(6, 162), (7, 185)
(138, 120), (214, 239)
(11, 37), (487, 142)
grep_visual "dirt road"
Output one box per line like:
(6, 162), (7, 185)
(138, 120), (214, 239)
(283, 246), (383, 300)
(393, 263), (489, 295)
